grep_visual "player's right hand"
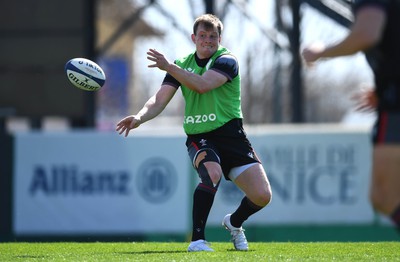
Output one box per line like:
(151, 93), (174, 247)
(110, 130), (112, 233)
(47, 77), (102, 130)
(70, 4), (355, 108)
(301, 42), (326, 67)
(116, 115), (141, 137)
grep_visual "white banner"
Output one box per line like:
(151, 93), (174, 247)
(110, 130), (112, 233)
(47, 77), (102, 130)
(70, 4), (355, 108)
(13, 132), (190, 235)
(207, 126), (375, 225)
(13, 125), (376, 236)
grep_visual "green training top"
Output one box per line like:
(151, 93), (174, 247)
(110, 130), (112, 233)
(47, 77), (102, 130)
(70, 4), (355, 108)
(175, 46), (242, 135)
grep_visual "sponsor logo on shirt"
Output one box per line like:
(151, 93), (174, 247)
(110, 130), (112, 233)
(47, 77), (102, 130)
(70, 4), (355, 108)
(184, 113), (217, 124)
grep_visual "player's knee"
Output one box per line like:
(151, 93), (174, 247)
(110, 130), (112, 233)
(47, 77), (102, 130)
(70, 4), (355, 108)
(252, 186), (272, 207)
(203, 162), (223, 185)
(197, 162), (222, 188)
(258, 190), (272, 207)
(194, 149), (222, 188)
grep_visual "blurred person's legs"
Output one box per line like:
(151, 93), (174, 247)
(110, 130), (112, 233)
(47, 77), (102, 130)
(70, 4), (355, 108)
(371, 111), (400, 232)
(370, 145), (400, 231)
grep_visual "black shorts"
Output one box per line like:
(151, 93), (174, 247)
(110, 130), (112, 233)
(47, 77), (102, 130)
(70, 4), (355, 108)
(186, 118), (261, 180)
(373, 111), (400, 144)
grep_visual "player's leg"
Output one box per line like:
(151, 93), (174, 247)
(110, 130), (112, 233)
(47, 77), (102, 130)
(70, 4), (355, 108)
(233, 163), (271, 206)
(191, 159), (222, 241)
(187, 142), (222, 252)
(222, 163), (272, 251)
(370, 145), (400, 229)
(370, 111), (400, 232)
(230, 163), (272, 224)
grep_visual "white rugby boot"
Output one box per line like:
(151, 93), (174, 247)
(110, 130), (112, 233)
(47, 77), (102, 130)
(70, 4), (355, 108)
(222, 214), (249, 251)
(187, 239), (214, 252)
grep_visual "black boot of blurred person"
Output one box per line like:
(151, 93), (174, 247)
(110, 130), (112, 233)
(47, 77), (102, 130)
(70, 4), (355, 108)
(390, 204), (400, 235)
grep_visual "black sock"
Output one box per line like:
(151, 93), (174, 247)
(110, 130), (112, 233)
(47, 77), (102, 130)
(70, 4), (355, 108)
(230, 197), (263, 228)
(390, 204), (400, 231)
(191, 183), (216, 241)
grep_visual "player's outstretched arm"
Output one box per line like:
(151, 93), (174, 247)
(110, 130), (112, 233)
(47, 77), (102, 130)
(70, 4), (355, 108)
(116, 84), (177, 137)
(302, 6), (386, 65)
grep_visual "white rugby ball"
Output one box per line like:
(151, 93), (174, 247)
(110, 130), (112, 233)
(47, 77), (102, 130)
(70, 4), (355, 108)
(65, 58), (106, 91)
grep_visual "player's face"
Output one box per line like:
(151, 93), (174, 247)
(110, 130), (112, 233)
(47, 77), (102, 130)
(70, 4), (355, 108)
(192, 24), (220, 59)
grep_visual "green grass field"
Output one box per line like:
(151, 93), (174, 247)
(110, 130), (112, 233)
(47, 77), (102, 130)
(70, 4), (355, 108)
(1, 242), (399, 261)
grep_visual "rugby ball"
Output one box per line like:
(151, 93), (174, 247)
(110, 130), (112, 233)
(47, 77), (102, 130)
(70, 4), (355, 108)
(65, 58), (106, 91)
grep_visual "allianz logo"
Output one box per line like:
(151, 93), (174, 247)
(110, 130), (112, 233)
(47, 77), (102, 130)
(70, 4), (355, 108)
(29, 165), (131, 196)
(184, 113), (217, 124)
